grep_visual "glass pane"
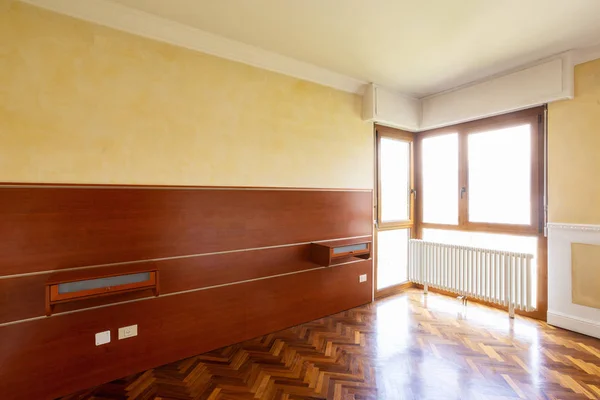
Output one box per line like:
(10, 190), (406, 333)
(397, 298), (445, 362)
(58, 272), (151, 294)
(422, 133), (459, 224)
(377, 229), (409, 290)
(332, 243), (368, 254)
(468, 124), (531, 224)
(380, 137), (410, 222)
(422, 228), (537, 306)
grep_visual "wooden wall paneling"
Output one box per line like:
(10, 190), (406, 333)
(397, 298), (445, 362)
(0, 244), (326, 324)
(0, 187), (372, 276)
(0, 260), (372, 400)
(0, 274), (155, 325)
(0, 184), (374, 399)
(244, 260), (372, 338)
(0, 283), (247, 400)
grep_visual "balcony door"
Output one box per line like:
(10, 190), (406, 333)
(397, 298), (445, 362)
(375, 125), (414, 298)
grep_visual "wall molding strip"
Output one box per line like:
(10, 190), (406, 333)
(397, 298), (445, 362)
(0, 182), (372, 192)
(0, 257), (371, 328)
(0, 234), (373, 280)
(547, 222), (600, 232)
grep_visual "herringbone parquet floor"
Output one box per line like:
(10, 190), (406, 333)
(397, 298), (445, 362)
(60, 290), (600, 400)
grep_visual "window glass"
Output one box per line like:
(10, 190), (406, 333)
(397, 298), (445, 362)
(380, 137), (410, 222)
(377, 229), (409, 289)
(468, 124), (531, 224)
(422, 134), (459, 225)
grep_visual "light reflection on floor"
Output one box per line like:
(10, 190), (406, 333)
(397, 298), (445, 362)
(374, 290), (545, 399)
(61, 288), (600, 399)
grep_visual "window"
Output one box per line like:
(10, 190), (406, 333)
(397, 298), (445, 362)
(418, 108), (542, 234)
(421, 133), (459, 225)
(416, 107), (546, 314)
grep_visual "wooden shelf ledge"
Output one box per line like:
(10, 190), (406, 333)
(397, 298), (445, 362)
(310, 238), (372, 267)
(45, 263), (160, 316)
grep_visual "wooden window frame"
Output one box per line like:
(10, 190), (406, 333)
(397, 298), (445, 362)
(414, 106), (548, 320)
(376, 125), (415, 231)
(415, 107), (544, 235)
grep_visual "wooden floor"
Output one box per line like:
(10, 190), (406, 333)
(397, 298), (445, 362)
(60, 290), (600, 400)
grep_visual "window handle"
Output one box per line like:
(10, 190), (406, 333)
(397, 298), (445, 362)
(460, 187), (467, 199)
(410, 189), (417, 200)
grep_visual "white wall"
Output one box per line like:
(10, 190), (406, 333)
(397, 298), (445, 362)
(362, 84), (420, 131)
(547, 223), (600, 339)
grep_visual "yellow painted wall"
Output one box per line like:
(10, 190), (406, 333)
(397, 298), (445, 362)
(548, 59), (600, 224)
(571, 243), (600, 309)
(0, 2), (373, 189)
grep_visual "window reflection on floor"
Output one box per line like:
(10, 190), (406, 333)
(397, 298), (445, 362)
(374, 290), (544, 399)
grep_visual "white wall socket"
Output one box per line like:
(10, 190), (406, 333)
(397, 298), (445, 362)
(359, 274), (367, 283)
(95, 330), (111, 346)
(118, 324), (138, 340)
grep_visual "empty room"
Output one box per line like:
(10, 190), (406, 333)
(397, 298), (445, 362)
(2, 0), (600, 398)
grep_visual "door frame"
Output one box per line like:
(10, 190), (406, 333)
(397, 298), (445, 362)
(373, 124), (416, 299)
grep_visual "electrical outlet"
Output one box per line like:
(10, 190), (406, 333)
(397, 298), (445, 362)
(118, 324), (138, 340)
(95, 330), (111, 346)
(359, 274), (367, 283)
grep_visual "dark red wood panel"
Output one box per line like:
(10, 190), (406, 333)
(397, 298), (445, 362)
(0, 260), (372, 400)
(0, 186), (372, 276)
(244, 261), (372, 338)
(0, 184), (373, 399)
(0, 243), (355, 323)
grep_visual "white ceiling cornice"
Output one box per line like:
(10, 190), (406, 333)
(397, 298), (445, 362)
(573, 44), (600, 66)
(19, 0), (367, 94)
(421, 51), (575, 102)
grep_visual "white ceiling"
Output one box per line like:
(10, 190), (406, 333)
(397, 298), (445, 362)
(111, 0), (600, 97)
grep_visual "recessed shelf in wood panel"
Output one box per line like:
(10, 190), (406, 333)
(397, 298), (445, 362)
(45, 264), (160, 316)
(310, 238), (372, 266)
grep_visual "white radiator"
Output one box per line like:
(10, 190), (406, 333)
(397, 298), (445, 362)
(408, 240), (535, 317)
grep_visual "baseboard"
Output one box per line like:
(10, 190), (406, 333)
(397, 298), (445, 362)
(374, 281), (415, 300)
(547, 310), (600, 339)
